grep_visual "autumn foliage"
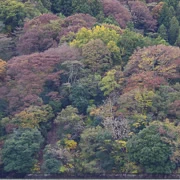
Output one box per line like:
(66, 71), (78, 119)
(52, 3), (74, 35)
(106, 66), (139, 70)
(102, 0), (131, 28)
(0, 44), (80, 114)
(124, 45), (180, 80)
(0, 0), (180, 177)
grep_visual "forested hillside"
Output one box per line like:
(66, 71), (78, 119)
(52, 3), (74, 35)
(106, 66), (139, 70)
(0, 0), (180, 177)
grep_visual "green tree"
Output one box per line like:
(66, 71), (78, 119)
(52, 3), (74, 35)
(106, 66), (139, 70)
(158, 3), (172, 28)
(2, 128), (44, 173)
(118, 29), (167, 66)
(77, 126), (112, 173)
(169, 6), (175, 17)
(51, 0), (72, 16)
(11, 105), (54, 128)
(41, 0), (52, 10)
(77, 126), (128, 173)
(175, 30), (180, 47)
(70, 25), (121, 65)
(99, 69), (119, 96)
(70, 25), (120, 50)
(158, 24), (168, 41)
(82, 39), (112, 73)
(176, 1), (180, 22)
(164, 0), (179, 9)
(42, 144), (63, 173)
(69, 74), (102, 114)
(127, 124), (176, 174)
(0, 0), (26, 32)
(168, 16), (179, 45)
(54, 105), (84, 139)
(72, 0), (102, 17)
(42, 142), (75, 173)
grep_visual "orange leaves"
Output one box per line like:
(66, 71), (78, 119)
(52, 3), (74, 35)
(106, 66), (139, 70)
(152, 2), (164, 19)
(0, 59), (7, 80)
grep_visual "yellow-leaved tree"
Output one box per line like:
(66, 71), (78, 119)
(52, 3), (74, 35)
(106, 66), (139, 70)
(70, 25), (122, 64)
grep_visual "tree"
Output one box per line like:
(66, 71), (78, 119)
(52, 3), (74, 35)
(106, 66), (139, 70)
(99, 69), (119, 96)
(158, 3), (172, 28)
(168, 16), (179, 45)
(70, 25), (120, 50)
(77, 126), (112, 173)
(51, 0), (72, 16)
(59, 13), (97, 42)
(0, 0), (47, 32)
(77, 125), (128, 173)
(176, 1), (180, 22)
(101, 0), (131, 28)
(69, 74), (102, 114)
(90, 98), (130, 139)
(0, 59), (7, 81)
(42, 142), (74, 173)
(127, 124), (176, 173)
(54, 105), (84, 139)
(81, 39), (112, 73)
(175, 30), (180, 47)
(0, 34), (17, 61)
(124, 71), (167, 93)
(124, 45), (180, 81)
(158, 24), (168, 41)
(152, 2), (164, 20)
(17, 14), (62, 55)
(0, 44), (80, 114)
(129, 1), (157, 32)
(0, 0), (26, 32)
(2, 128), (44, 173)
(118, 29), (165, 65)
(10, 105), (54, 129)
(41, 0), (52, 10)
(72, 0), (102, 17)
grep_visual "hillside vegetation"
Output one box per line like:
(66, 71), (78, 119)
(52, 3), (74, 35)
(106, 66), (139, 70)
(0, 0), (180, 177)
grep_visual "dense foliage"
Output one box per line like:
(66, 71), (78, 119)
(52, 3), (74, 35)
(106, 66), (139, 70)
(0, 0), (180, 177)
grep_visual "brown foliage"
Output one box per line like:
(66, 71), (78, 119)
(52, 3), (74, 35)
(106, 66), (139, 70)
(17, 14), (62, 55)
(124, 45), (180, 80)
(60, 13), (97, 38)
(0, 44), (80, 114)
(102, 0), (131, 28)
(23, 13), (60, 30)
(152, 2), (164, 19)
(124, 71), (167, 93)
(129, 0), (157, 32)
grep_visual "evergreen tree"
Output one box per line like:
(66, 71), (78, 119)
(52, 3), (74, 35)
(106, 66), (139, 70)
(41, 0), (52, 10)
(176, 1), (180, 23)
(2, 128), (44, 173)
(158, 24), (168, 41)
(72, 0), (102, 17)
(168, 16), (179, 45)
(51, 0), (73, 16)
(127, 124), (176, 174)
(175, 30), (180, 47)
(158, 3), (172, 28)
(169, 6), (175, 17)
(165, 0), (179, 9)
